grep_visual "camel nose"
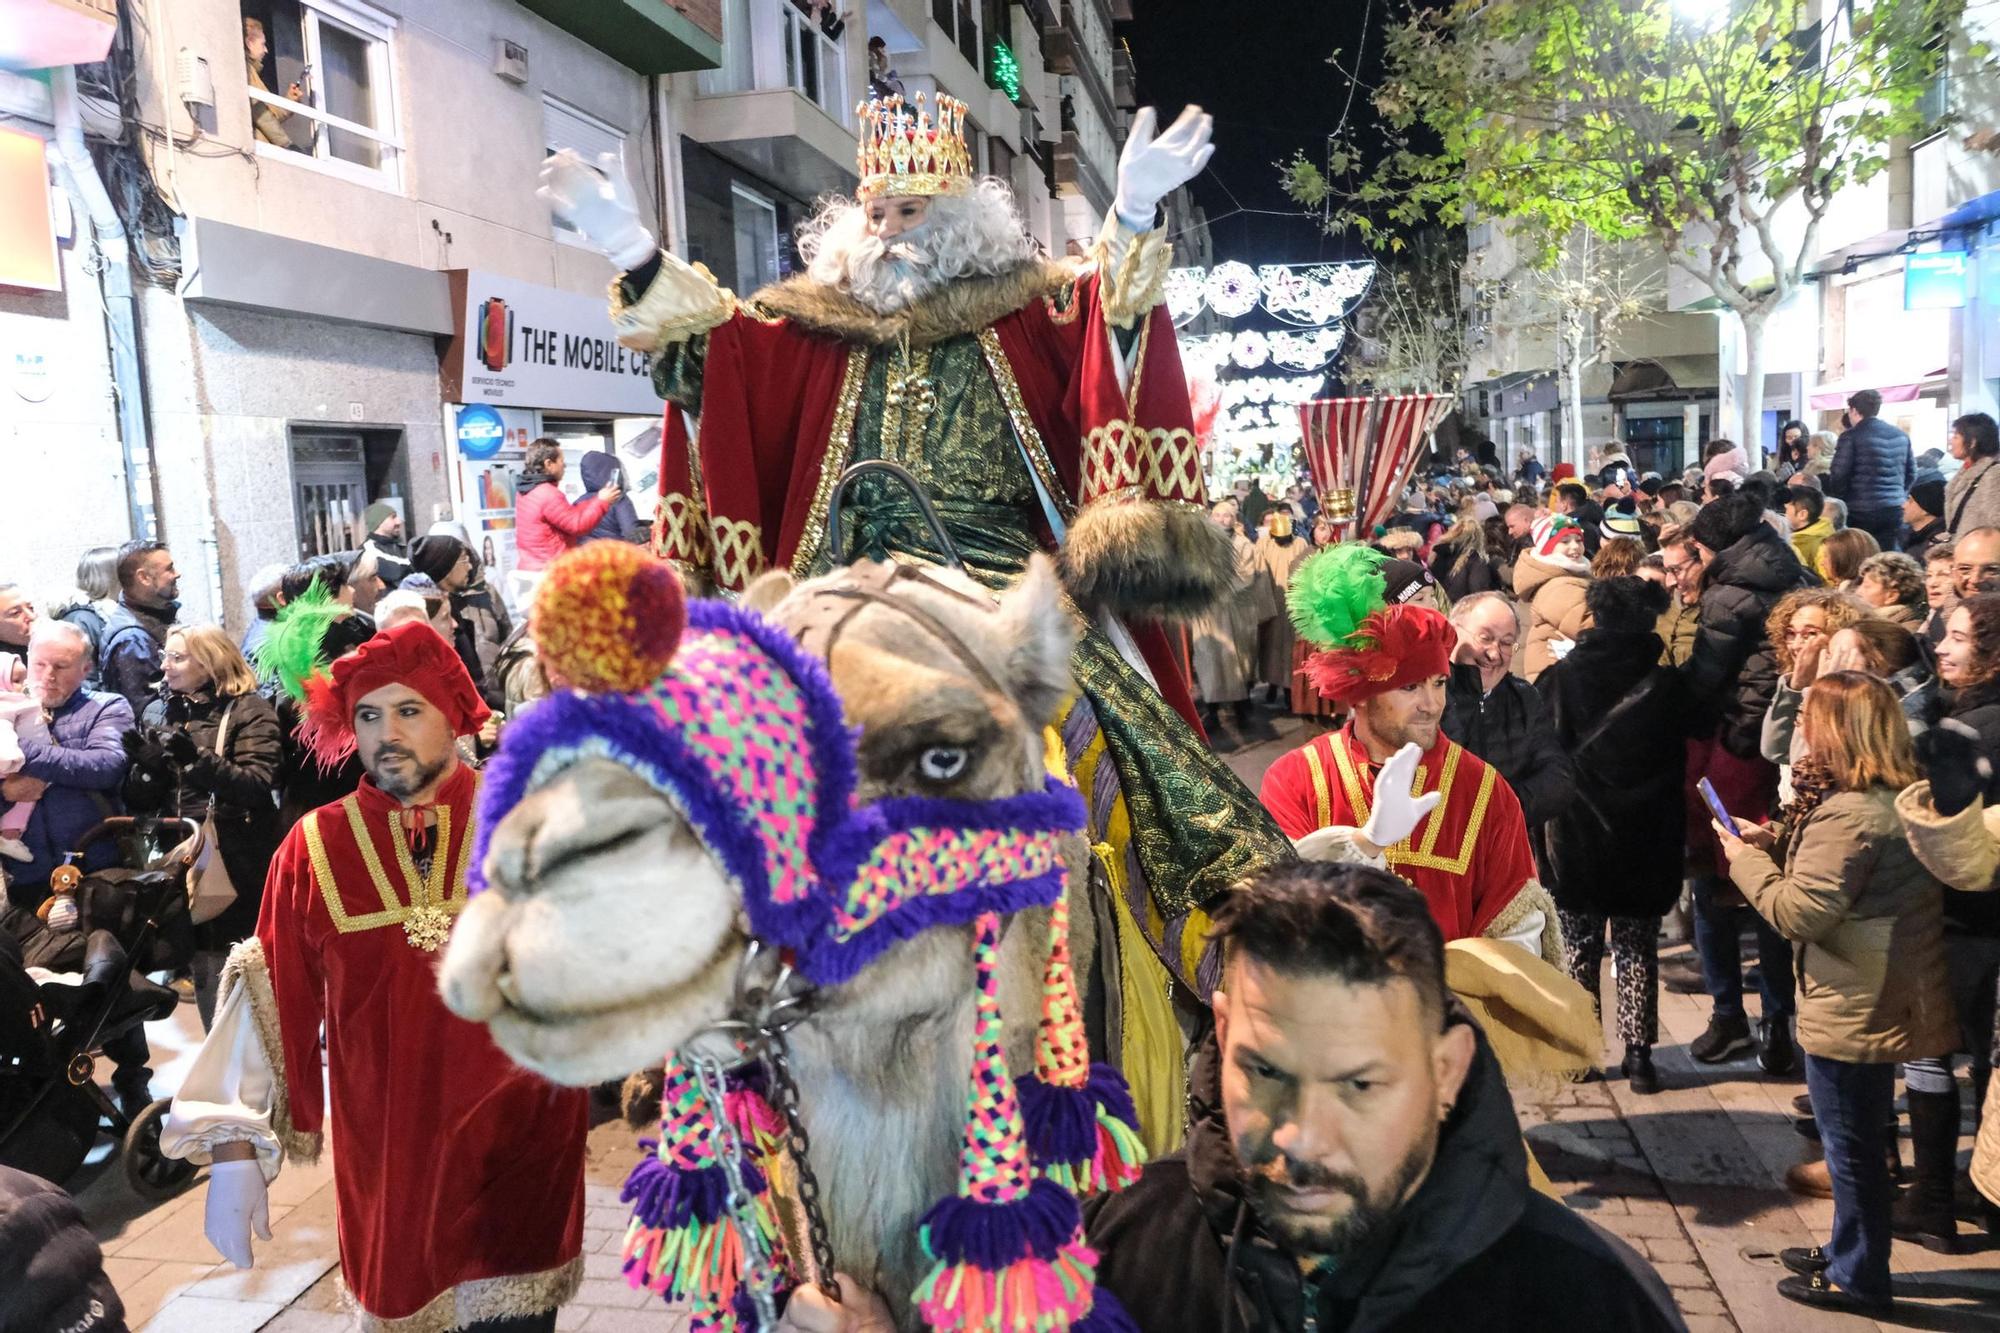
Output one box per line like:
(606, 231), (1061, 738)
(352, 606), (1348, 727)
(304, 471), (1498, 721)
(482, 756), (679, 899)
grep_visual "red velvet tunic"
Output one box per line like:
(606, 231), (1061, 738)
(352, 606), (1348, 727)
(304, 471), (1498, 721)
(259, 764), (586, 1323)
(1260, 725), (1537, 941)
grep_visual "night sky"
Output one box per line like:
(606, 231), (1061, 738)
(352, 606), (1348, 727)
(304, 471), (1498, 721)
(1124, 0), (1384, 268)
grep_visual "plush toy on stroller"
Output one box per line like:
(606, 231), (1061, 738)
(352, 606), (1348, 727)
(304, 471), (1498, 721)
(0, 816), (202, 1195)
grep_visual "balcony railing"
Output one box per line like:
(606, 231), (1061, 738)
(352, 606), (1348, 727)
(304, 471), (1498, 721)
(699, 0), (850, 125)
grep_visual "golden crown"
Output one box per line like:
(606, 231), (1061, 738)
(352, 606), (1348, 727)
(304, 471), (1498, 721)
(855, 93), (973, 201)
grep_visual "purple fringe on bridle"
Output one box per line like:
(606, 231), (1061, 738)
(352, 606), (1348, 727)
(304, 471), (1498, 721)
(1075, 1286), (1141, 1332)
(620, 1143), (765, 1231)
(917, 1175), (1083, 1268)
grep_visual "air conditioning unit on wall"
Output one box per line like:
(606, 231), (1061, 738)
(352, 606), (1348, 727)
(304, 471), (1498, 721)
(494, 39), (530, 85)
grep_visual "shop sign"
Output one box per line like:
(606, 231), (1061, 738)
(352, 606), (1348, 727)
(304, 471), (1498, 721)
(442, 269), (666, 414)
(1905, 251), (1968, 311)
(455, 403), (508, 459)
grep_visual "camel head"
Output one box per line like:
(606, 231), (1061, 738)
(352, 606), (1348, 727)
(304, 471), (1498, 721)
(439, 550), (1081, 1085)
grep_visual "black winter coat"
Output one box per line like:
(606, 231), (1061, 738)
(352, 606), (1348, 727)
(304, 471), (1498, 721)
(141, 689), (282, 943)
(97, 600), (174, 721)
(1433, 537), (1500, 603)
(1938, 678), (2000, 938)
(1086, 1023), (1684, 1333)
(0, 1165), (126, 1333)
(1442, 663), (1573, 830)
(1828, 415), (1915, 516)
(1535, 629), (1689, 917)
(579, 450), (641, 544)
(1682, 525), (1815, 759)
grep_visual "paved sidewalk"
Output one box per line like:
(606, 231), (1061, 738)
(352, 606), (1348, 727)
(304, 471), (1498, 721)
(67, 706), (2000, 1329)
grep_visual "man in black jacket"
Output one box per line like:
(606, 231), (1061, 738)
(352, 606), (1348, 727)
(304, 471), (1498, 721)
(1442, 592), (1573, 831)
(1828, 388), (1915, 551)
(98, 540), (180, 718)
(1086, 863), (1685, 1333)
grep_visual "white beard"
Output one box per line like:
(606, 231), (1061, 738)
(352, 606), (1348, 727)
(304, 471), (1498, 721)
(798, 179), (1041, 315)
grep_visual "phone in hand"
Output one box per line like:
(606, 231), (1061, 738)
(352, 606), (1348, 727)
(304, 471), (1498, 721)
(1697, 776), (1739, 838)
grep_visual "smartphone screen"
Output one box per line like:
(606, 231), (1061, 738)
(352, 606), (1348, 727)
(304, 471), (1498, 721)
(1697, 777), (1739, 838)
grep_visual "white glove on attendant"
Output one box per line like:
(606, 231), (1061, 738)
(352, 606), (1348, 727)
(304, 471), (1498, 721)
(205, 1158), (272, 1269)
(1113, 105), (1215, 232)
(537, 146), (657, 270)
(777, 1275), (897, 1332)
(1358, 742), (1443, 851)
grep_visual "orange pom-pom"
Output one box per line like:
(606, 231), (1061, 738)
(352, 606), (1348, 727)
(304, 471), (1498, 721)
(531, 544), (687, 694)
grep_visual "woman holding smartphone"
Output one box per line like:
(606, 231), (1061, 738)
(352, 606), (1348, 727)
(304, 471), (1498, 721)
(1713, 672), (1956, 1315)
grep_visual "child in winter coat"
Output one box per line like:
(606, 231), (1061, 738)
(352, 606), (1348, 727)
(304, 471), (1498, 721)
(1715, 672), (1956, 1315)
(1514, 514), (1591, 680)
(0, 653), (46, 862)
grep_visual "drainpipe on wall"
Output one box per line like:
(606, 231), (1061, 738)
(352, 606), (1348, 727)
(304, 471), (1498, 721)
(50, 64), (161, 544)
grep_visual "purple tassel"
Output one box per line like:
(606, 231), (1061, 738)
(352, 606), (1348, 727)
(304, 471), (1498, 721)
(1075, 1287), (1141, 1332)
(1085, 1064), (1139, 1127)
(1018, 1073), (1100, 1164)
(620, 1140), (764, 1230)
(918, 1175), (1083, 1268)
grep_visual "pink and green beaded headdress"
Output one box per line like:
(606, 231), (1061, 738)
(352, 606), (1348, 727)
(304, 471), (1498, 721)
(470, 542), (1087, 985)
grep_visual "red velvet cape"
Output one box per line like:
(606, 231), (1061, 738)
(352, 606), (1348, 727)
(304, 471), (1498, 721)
(257, 764), (585, 1320)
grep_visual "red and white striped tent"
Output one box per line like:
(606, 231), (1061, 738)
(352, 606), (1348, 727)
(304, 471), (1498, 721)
(1297, 394), (1455, 535)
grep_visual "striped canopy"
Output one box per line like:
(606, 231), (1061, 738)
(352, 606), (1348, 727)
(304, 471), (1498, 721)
(1298, 395), (1455, 534)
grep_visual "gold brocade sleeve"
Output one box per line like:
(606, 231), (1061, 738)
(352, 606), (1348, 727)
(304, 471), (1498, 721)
(607, 256), (737, 354)
(1087, 213), (1172, 330)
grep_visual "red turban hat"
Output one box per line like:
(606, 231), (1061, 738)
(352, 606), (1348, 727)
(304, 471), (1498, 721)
(1302, 603), (1454, 708)
(299, 620), (491, 769)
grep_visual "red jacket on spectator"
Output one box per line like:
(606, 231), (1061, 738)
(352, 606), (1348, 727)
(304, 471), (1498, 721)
(513, 482), (611, 571)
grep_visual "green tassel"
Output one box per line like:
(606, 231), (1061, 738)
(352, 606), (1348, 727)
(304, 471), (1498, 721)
(1287, 544), (1387, 649)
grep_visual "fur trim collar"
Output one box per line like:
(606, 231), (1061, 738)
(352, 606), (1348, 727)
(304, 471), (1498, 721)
(748, 259), (1076, 345)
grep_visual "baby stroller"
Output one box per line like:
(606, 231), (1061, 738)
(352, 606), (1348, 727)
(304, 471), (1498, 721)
(0, 815), (202, 1197)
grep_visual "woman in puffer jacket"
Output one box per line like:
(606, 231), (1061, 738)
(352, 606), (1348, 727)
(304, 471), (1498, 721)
(1716, 672), (1956, 1316)
(1896, 600), (2000, 1245)
(1514, 514), (1591, 681)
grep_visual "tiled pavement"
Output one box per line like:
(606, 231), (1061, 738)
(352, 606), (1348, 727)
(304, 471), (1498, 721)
(64, 708), (2000, 1329)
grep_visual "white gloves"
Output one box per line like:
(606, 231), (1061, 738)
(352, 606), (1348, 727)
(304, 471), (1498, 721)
(537, 146), (657, 271)
(1114, 105), (1215, 232)
(205, 1158), (272, 1269)
(1359, 742), (1443, 851)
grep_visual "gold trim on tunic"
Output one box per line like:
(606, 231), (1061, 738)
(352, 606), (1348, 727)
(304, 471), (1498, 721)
(976, 327), (1073, 522)
(301, 799), (473, 951)
(1327, 737), (1494, 876)
(791, 344), (873, 578)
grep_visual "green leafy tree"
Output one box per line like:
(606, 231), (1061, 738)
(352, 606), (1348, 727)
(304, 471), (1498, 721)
(1289, 0), (1984, 449)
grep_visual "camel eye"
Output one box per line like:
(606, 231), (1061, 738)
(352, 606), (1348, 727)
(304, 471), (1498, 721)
(917, 746), (970, 782)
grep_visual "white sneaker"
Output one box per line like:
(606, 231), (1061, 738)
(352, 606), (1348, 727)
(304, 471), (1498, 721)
(0, 836), (30, 863)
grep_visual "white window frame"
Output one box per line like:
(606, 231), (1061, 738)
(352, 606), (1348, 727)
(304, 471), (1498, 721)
(249, 0), (404, 191)
(696, 0), (848, 127)
(731, 182), (781, 293)
(779, 2), (847, 121)
(543, 95), (628, 247)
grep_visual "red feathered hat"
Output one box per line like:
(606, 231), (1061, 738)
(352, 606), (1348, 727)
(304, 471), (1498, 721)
(298, 620), (491, 769)
(1303, 603), (1454, 708)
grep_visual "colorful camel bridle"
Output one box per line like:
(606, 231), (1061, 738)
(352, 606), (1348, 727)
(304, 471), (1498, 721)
(470, 544), (1143, 1332)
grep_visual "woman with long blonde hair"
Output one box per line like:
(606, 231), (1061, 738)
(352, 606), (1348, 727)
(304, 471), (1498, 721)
(143, 624), (284, 1025)
(1715, 672), (1955, 1314)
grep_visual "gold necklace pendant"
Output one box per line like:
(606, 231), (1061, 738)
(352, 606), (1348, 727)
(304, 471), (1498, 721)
(403, 902), (453, 952)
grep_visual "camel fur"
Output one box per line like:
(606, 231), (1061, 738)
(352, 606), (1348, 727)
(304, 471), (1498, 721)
(439, 555), (1096, 1327)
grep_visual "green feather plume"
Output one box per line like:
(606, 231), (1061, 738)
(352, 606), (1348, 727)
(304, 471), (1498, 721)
(255, 581), (346, 703)
(1288, 543), (1388, 649)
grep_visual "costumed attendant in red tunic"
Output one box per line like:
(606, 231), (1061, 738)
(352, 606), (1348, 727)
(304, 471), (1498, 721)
(162, 622), (586, 1333)
(1260, 544), (1598, 1112)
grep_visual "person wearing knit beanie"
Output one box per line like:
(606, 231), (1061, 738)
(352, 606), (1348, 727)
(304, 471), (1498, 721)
(409, 534), (471, 590)
(1688, 491), (1767, 556)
